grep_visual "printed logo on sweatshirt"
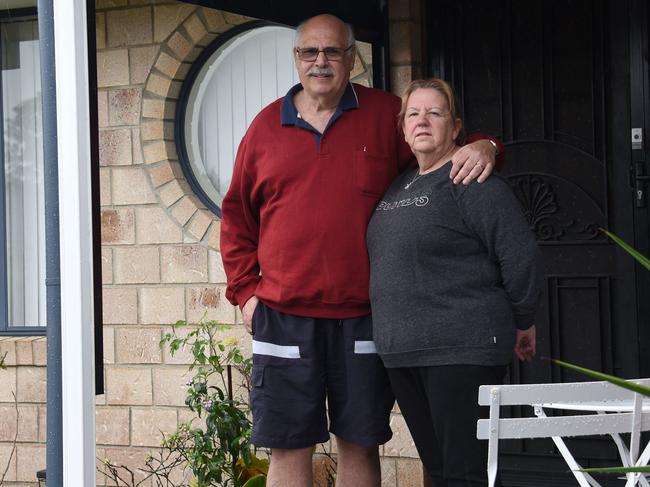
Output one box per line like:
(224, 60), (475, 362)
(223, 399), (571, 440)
(375, 194), (430, 211)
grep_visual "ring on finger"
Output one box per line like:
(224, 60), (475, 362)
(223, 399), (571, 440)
(475, 162), (483, 169)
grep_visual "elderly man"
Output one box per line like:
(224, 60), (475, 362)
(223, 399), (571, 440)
(220, 14), (499, 487)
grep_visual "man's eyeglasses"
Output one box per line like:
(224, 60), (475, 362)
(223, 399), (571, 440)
(295, 45), (354, 62)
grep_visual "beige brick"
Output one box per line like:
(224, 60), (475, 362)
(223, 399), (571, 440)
(183, 13), (208, 44)
(201, 8), (228, 33)
(223, 12), (254, 25)
(115, 327), (162, 364)
(97, 0), (128, 7)
(0, 404), (18, 441)
(152, 366), (191, 406)
(96, 406), (130, 445)
(38, 405), (46, 443)
(159, 180), (185, 208)
(99, 447), (153, 487)
(108, 87), (142, 126)
(187, 286), (234, 324)
(97, 49), (130, 88)
(132, 127), (143, 164)
(384, 414), (418, 457)
(143, 140), (177, 164)
(155, 51), (181, 79)
(112, 167), (157, 205)
(103, 288), (138, 325)
(131, 407), (177, 446)
(148, 160), (181, 188)
(129, 45), (159, 85)
(187, 210), (212, 241)
(141, 98), (176, 120)
(136, 207), (182, 244)
(0, 338), (17, 366)
(113, 247), (160, 284)
(96, 12), (106, 49)
(0, 366), (17, 401)
(397, 458), (424, 487)
(167, 31), (192, 60)
(103, 326), (115, 364)
(381, 457), (397, 487)
(146, 72), (173, 98)
(178, 405), (207, 431)
(168, 80), (182, 99)
(161, 245), (208, 283)
(16, 445), (45, 482)
(161, 324), (196, 365)
(16, 366), (46, 403)
(154, 4), (196, 43)
(102, 247), (113, 284)
(100, 128), (132, 166)
(32, 338), (46, 367)
(100, 167), (112, 206)
(16, 405), (38, 442)
(206, 220), (220, 249)
(105, 366), (152, 405)
(98, 89), (109, 128)
(176, 62), (191, 79)
(208, 250), (227, 284)
(15, 340), (33, 365)
(101, 208), (135, 244)
(141, 120), (174, 141)
(0, 444), (16, 481)
(170, 195), (198, 225)
(107, 7), (153, 47)
(390, 65), (413, 97)
(139, 287), (185, 324)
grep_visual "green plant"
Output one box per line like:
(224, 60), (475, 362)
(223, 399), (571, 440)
(160, 319), (268, 487)
(0, 351), (7, 369)
(552, 229), (650, 475)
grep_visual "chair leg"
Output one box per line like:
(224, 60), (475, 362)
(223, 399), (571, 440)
(487, 388), (500, 487)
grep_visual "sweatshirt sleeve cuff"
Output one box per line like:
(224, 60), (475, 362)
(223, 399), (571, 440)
(232, 279), (260, 310)
(515, 313), (536, 330)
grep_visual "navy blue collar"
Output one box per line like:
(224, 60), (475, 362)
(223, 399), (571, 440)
(281, 82), (359, 127)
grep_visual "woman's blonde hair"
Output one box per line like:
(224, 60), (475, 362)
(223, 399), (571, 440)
(397, 78), (466, 145)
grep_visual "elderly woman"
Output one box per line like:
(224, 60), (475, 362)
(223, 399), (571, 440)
(366, 78), (543, 486)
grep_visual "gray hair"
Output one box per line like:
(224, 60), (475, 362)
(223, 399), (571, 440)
(295, 16), (356, 47)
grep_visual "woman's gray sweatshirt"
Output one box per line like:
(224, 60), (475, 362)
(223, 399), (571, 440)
(366, 161), (543, 368)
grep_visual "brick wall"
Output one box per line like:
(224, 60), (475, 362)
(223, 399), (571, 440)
(0, 1), (426, 485)
(0, 338), (47, 484)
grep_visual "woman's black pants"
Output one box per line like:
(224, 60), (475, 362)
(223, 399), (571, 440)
(387, 364), (507, 487)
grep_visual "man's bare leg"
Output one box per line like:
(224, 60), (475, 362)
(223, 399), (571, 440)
(335, 437), (381, 487)
(266, 447), (313, 487)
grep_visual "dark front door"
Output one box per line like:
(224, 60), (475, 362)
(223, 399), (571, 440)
(426, 0), (650, 484)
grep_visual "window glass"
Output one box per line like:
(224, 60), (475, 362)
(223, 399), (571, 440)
(1, 15), (45, 329)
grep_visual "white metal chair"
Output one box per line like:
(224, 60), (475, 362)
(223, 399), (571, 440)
(477, 379), (650, 487)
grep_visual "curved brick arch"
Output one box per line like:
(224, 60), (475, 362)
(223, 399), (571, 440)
(139, 7), (254, 252)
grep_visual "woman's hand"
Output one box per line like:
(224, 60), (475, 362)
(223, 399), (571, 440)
(514, 325), (536, 362)
(450, 139), (497, 185)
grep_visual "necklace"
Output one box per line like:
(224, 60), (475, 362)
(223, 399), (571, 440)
(404, 171), (426, 189)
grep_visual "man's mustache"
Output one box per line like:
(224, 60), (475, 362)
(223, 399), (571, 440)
(307, 67), (335, 77)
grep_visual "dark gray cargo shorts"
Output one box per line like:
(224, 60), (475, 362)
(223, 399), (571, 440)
(250, 301), (394, 449)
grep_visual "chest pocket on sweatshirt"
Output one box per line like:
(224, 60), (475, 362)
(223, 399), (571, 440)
(353, 149), (395, 197)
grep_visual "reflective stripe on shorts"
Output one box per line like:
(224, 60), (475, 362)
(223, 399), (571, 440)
(354, 340), (377, 354)
(252, 339), (301, 359)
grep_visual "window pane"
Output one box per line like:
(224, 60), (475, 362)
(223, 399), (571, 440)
(2, 18), (46, 328)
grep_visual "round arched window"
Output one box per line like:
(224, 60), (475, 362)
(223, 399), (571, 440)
(177, 21), (374, 216)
